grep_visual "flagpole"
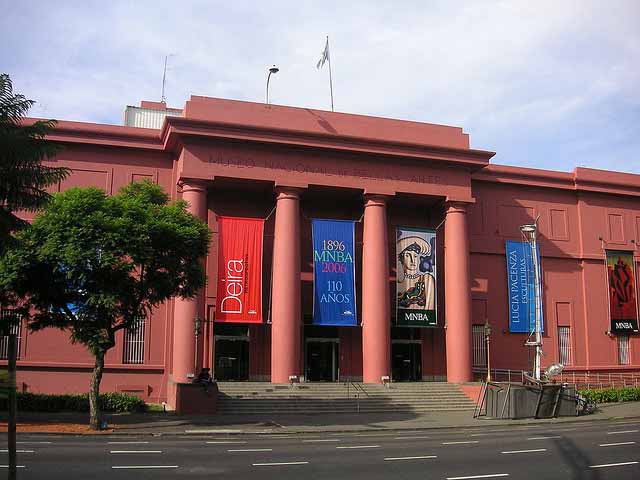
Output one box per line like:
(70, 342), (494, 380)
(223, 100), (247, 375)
(326, 36), (334, 111)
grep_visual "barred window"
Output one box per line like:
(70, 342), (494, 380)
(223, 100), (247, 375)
(618, 335), (630, 366)
(472, 325), (487, 367)
(558, 326), (571, 366)
(123, 316), (145, 364)
(0, 309), (22, 360)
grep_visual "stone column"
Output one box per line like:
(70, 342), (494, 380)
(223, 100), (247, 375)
(271, 187), (302, 383)
(444, 202), (473, 382)
(362, 194), (391, 383)
(172, 179), (208, 384)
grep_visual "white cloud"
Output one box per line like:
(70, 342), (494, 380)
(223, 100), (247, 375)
(2, 0), (638, 173)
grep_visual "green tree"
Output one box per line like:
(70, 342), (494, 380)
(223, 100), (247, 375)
(0, 73), (69, 255)
(0, 181), (210, 429)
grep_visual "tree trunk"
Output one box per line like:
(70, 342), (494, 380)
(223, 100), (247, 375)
(89, 349), (105, 430)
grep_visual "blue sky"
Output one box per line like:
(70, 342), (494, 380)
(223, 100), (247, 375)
(2, 0), (639, 174)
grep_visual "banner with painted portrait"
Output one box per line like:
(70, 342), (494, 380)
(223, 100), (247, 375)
(312, 219), (357, 326)
(606, 250), (639, 334)
(396, 227), (437, 327)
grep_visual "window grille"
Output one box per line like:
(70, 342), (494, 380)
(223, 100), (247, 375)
(123, 316), (145, 364)
(0, 309), (22, 360)
(618, 335), (630, 365)
(472, 325), (486, 367)
(558, 326), (571, 366)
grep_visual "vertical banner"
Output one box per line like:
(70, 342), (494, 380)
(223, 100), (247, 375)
(215, 216), (264, 323)
(606, 250), (639, 334)
(396, 227), (437, 327)
(506, 241), (544, 333)
(312, 219), (357, 326)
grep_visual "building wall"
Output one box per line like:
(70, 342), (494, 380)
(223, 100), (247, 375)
(3, 98), (639, 402)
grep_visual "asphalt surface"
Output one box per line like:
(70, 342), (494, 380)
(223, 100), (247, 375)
(2, 418), (640, 479)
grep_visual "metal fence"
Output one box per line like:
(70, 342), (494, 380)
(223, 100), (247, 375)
(472, 367), (640, 389)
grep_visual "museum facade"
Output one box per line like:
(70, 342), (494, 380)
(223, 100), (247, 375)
(2, 97), (639, 409)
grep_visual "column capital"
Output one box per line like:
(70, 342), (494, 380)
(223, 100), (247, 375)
(363, 193), (391, 208)
(274, 185), (305, 200)
(178, 178), (209, 193)
(445, 200), (473, 215)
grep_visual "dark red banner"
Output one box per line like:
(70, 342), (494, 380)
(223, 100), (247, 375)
(606, 250), (639, 334)
(215, 216), (264, 323)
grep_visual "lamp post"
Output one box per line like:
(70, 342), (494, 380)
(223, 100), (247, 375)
(484, 320), (492, 382)
(265, 65), (279, 104)
(520, 222), (543, 381)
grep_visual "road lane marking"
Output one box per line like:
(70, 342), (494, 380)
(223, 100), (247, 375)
(501, 449), (547, 454)
(442, 441), (480, 445)
(0, 466), (26, 468)
(0, 450), (34, 453)
(395, 436), (431, 440)
(184, 429), (242, 433)
(109, 450), (162, 454)
(336, 445), (381, 449)
(206, 441), (247, 444)
(108, 441), (150, 444)
(253, 461), (309, 466)
(527, 436), (561, 440)
(599, 441), (636, 447)
(589, 461), (638, 468)
(607, 430), (639, 435)
(228, 448), (272, 452)
(112, 466), (178, 469)
(446, 474), (509, 480)
(384, 455), (437, 461)
(17, 442), (51, 445)
(302, 439), (341, 443)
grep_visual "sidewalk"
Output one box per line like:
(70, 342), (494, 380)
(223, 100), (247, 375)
(1, 401), (639, 435)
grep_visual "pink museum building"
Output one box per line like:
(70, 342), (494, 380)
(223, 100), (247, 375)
(2, 97), (639, 410)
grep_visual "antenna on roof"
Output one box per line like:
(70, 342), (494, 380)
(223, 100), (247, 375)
(161, 56), (168, 103)
(161, 54), (174, 104)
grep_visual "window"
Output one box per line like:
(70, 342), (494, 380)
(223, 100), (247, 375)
(472, 325), (487, 367)
(123, 316), (145, 364)
(558, 326), (571, 366)
(618, 335), (630, 365)
(0, 309), (22, 360)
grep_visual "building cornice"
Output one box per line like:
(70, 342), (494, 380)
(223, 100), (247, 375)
(161, 116), (495, 170)
(473, 164), (640, 198)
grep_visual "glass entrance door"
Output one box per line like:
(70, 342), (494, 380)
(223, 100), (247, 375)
(305, 340), (339, 382)
(391, 341), (422, 381)
(214, 337), (249, 381)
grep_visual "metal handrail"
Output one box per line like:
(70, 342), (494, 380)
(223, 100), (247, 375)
(472, 367), (640, 389)
(344, 381), (369, 413)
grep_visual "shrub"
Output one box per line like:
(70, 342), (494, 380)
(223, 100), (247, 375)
(578, 387), (640, 404)
(0, 391), (145, 413)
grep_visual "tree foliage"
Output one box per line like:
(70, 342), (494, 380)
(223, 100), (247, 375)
(0, 180), (211, 428)
(0, 73), (69, 254)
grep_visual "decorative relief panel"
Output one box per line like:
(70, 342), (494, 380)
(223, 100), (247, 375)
(497, 205), (535, 237)
(60, 168), (112, 193)
(549, 209), (569, 240)
(607, 213), (625, 243)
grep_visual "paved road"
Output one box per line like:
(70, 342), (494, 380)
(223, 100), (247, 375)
(1, 419), (639, 479)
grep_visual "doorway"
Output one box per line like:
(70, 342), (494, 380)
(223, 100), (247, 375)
(214, 335), (249, 381)
(392, 340), (422, 381)
(305, 338), (339, 382)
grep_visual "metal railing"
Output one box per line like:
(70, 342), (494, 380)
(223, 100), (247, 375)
(344, 381), (369, 413)
(472, 367), (640, 390)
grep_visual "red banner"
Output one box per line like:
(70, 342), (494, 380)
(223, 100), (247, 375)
(215, 216), (264, 323)
(606, 250), (639, 334)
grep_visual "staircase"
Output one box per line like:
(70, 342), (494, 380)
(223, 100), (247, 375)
(216, 382), (477, 415)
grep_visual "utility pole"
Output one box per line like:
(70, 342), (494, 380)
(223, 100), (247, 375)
(8, 333), (17, 479)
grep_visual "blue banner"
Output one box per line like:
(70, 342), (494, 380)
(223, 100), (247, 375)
(312, 219), (357, 326)
(506, 241), (544, 333)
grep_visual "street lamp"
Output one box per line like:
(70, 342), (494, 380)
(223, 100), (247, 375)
(265, 65), (279, 104)
(484, 320), (492, 382)
(520, 221), (543, 381)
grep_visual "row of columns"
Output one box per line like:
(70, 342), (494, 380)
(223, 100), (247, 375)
(172, 180), (473, 387)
